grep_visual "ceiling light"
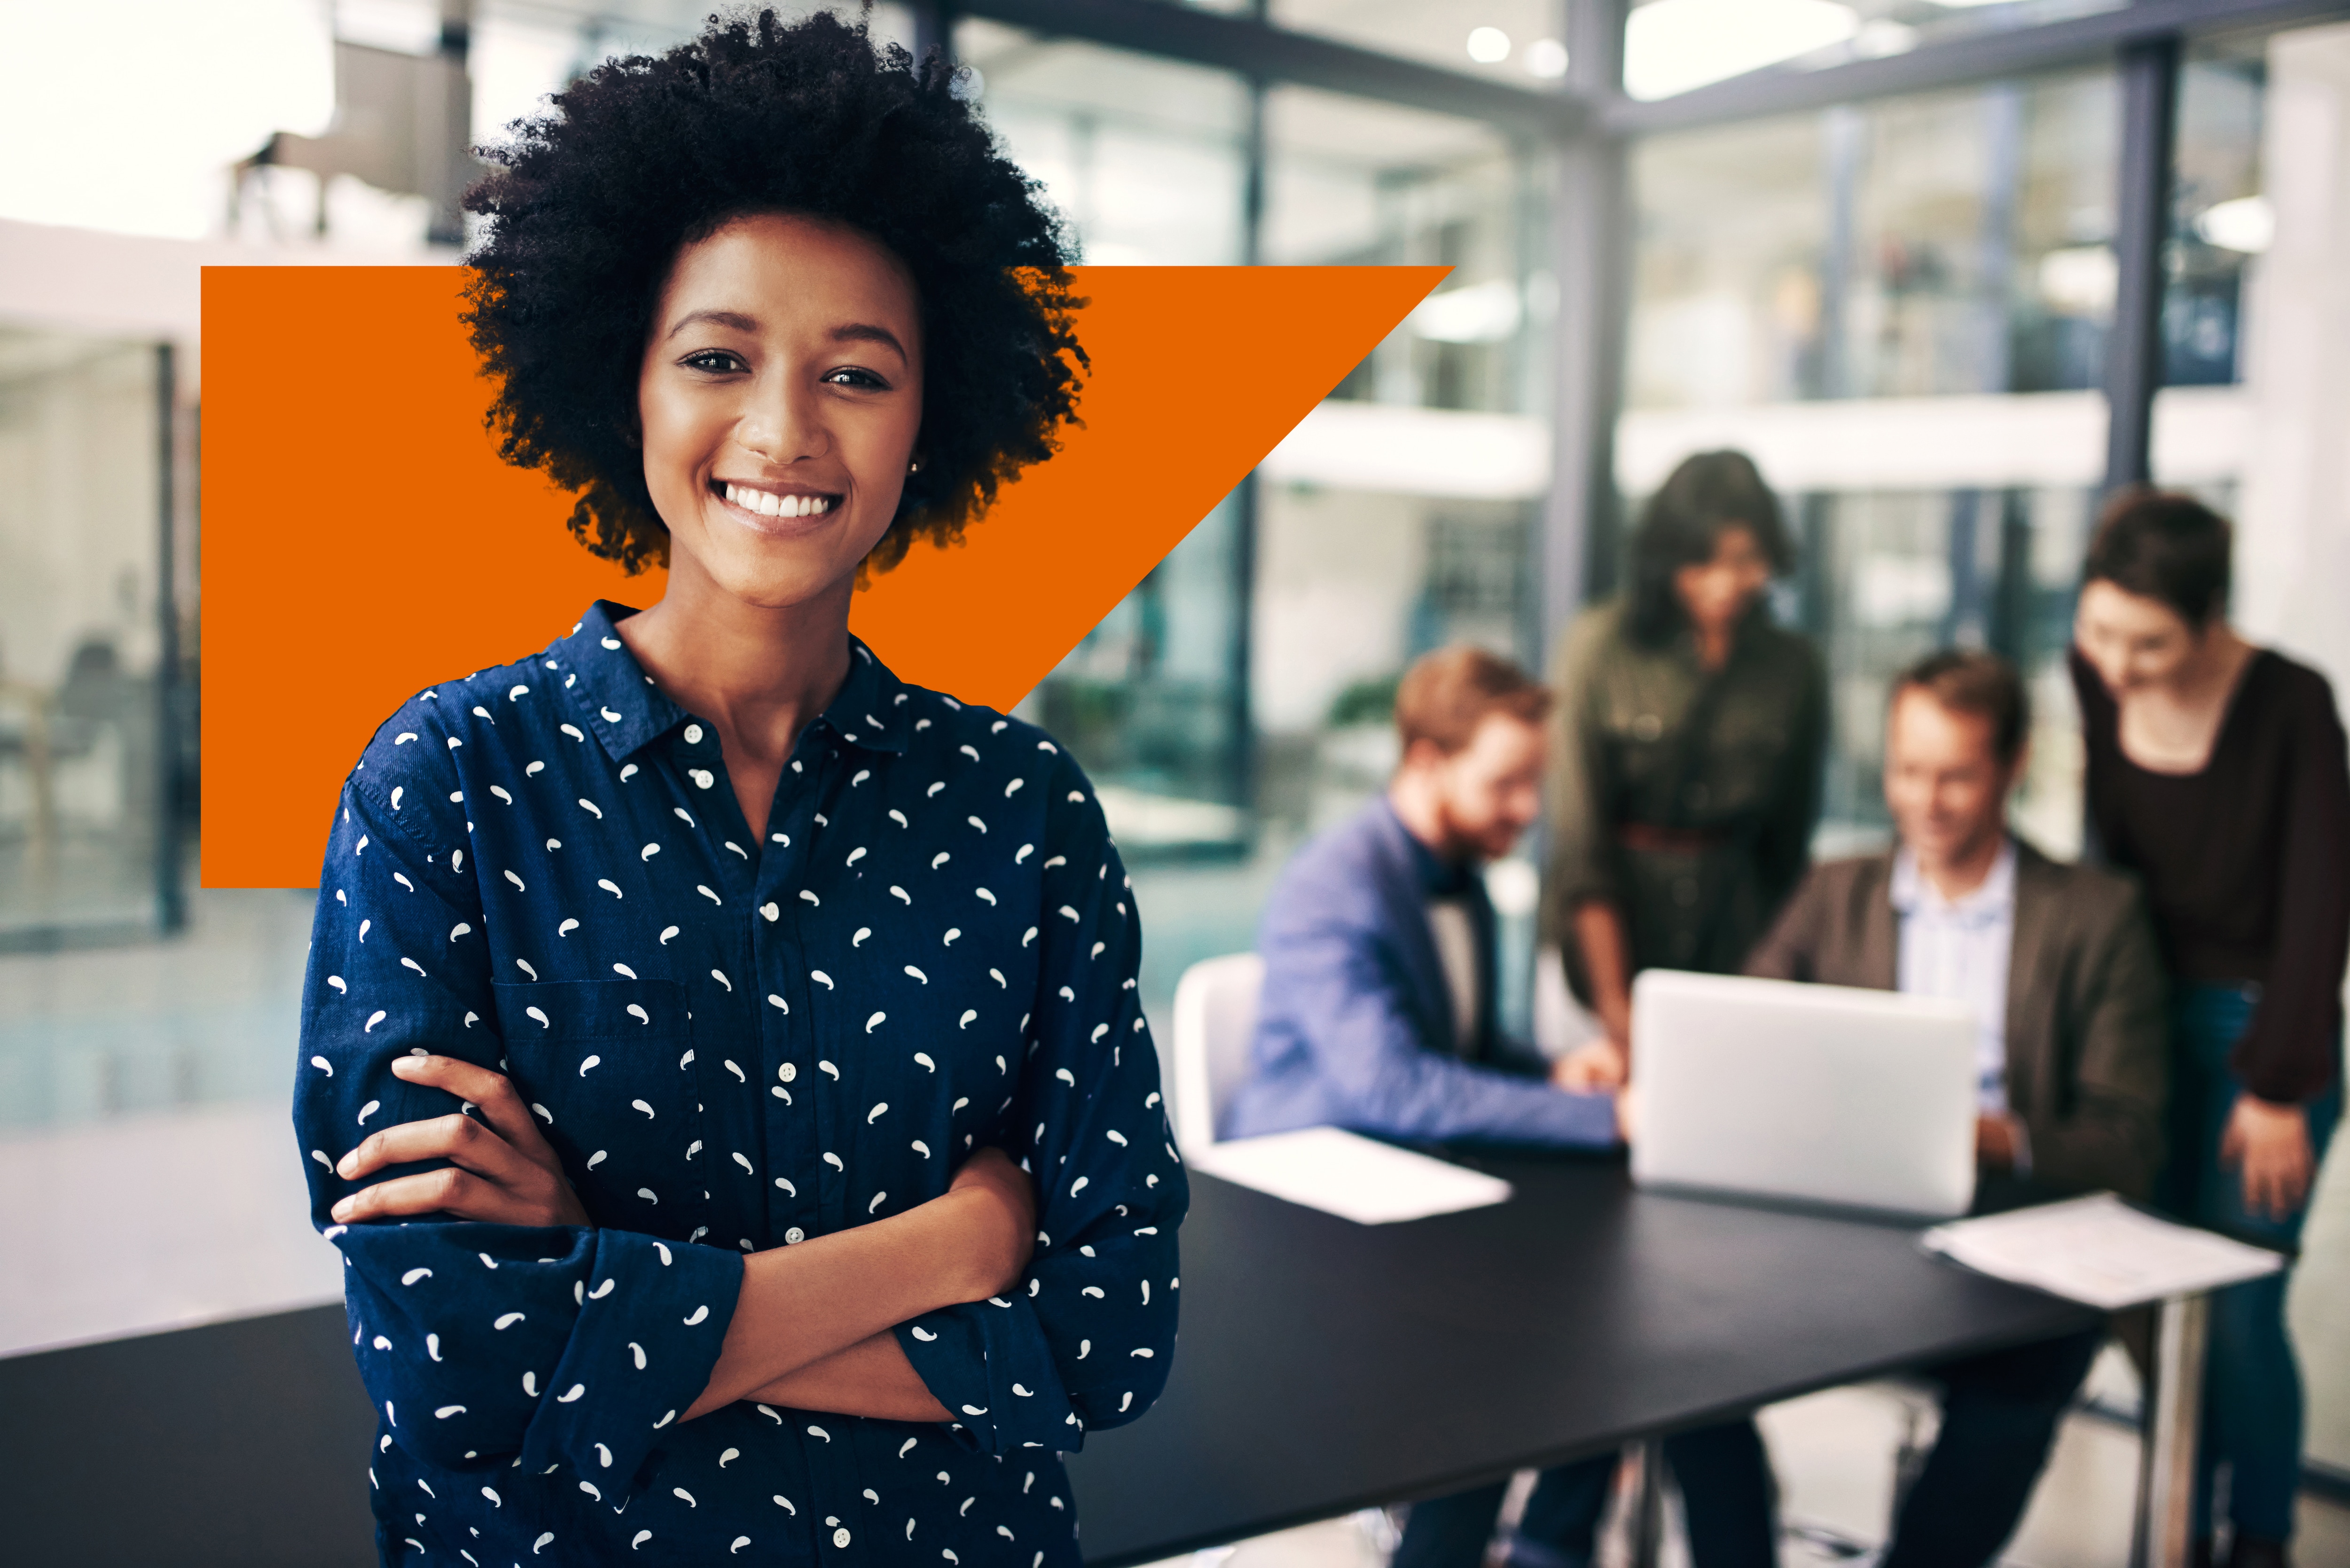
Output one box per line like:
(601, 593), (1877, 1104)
(1466, 26), (1512, 65)
(2038, 246), (2117, 316)
(1853, 19), (1917, 57)
(1526, 38), (1569, 78)
(2195, 195), (2274, 254)
(1623, 0), (1858, 101)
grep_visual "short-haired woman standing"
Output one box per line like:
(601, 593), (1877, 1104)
(292, 14), (1183, 1562)
(2072, 490), (2349, 1568)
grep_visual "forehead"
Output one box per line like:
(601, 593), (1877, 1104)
(655, 213), (921, 330)
(1888, 688), (1995, 753)
(2078, 578), (2186, 634)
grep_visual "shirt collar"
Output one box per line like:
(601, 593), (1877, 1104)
(555, 601), (911, 764)
(1889, 835), (2017, 922)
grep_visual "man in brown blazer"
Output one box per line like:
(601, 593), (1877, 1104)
(1744, 648), (2166, 1568)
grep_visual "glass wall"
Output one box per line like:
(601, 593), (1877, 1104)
(954, 19), (1256, 884)
(1622, 69), (2125, 858)
(0, 329), (179, 947)
(2165, 39), (2267, 389)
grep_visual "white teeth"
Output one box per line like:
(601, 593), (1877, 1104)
(722, 485), (830, 519)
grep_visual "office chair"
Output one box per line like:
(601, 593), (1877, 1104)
(1168, 952), (1265, 1158)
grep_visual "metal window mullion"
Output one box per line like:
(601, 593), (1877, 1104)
(2104, 34), (2181, 492)
(1542, 0), (1632, 650)
(156, 341), (185, 933)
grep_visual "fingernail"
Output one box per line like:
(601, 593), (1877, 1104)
(391, 1055), (422, 1073)
(331, 1198), (352, 1220)
(337, 1155), (355, 1178)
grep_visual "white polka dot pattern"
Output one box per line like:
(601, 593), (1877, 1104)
(294, 601), (1187, 1562)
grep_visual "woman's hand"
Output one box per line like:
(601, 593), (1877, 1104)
(2222, 1093), (2316, 1222)
(329, 1054), (591, 1228)
(943, 1146), (1036, 1302)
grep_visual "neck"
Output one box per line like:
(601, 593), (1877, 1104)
(1912, 826), (2006, 902)
(1387, 772), (1465, 863)
(615, 553), (855, 747)
(1692, 618), (1735, 672)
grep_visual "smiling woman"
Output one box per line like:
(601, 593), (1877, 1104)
(290, 11), (1183, 1566)
(463, 10), (1084, 578)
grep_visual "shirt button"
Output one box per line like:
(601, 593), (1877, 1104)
(684, 723), (704, 743)
(779, 1062), (798, 1083)
(833, 1528), (852, 1548)
(785, 1227), (805, 1244)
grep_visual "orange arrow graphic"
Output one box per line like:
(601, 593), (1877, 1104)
(200, 264), (1444, 886)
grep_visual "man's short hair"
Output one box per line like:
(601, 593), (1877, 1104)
(1394, 645), (1551, 756)
(1892, 649), (2029, 765)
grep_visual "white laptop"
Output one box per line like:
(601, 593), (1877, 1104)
(1629, 969), (1978, 1221)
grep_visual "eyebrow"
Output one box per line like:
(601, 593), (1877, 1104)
(663, 310), (909, 363)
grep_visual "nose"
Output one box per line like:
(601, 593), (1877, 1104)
(736, 369), (828, 467)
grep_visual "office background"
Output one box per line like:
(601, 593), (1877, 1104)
(2, 0), (2348, 1559)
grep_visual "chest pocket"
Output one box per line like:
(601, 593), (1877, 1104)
(491, 978), (709, 1234)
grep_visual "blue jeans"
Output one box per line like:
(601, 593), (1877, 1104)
(2161, 983), (2343, 1542)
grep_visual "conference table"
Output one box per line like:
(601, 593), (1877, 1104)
(1066, 1151), (2199, 1568)
(3, 1149), (2206, 1567)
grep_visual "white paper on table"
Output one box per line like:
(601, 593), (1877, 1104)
(1186, 1126), (1513, 1224)
(1920, 1192), (2284, 1310)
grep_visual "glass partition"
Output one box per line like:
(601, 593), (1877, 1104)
(0, 328), (179, 948)
(1622, 70), (2123, 859)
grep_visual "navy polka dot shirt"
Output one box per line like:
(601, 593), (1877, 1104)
(294, 601), (1187, 1564)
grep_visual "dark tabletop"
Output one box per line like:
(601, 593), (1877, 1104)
(1065, 1153), (2098, 1566)
(0, 1154), (2095, 1568)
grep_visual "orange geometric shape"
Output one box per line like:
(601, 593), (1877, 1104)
(200, 264), (1445, 887)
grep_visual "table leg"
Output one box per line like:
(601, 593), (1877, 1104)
(1628, 1439), (1665, 1568)
(2135, 1291), (2209, 1568)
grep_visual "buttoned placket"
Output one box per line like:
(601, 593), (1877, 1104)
(658, 708), (879, 1543)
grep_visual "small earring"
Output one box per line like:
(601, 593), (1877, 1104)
(908, 458), (921, 474)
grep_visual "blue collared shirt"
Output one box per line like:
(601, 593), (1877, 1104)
(1890, 837), (2017, 1115)
(294, 601), (1185, 1564)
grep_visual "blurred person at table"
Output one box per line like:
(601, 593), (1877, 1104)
(1542, 449), (1826, 1095)
(1747, 648), (2167, 1568)
(1222, 645), (1774, 1568)
(2070, 490), (2348, 1568)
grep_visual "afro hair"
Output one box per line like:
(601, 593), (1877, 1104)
(462, 8), (1085, 576)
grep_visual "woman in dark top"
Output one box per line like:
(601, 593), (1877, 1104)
(2071, 490), (2348, 1568)
(293, 15), (1183, 1562)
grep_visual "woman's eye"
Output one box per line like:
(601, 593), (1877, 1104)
(683, 351), (744, 374)
(824, 367), (888, 390)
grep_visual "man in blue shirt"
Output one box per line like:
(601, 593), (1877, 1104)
(1223, 646), (1618, 1147)
(1223, 646), (1774, 1568)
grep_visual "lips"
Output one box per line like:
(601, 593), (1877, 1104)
(713, 480), (838, 520)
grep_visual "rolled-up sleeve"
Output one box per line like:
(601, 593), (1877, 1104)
(294, 720), (741, 1480)
(894, 756), (1185, 1454)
